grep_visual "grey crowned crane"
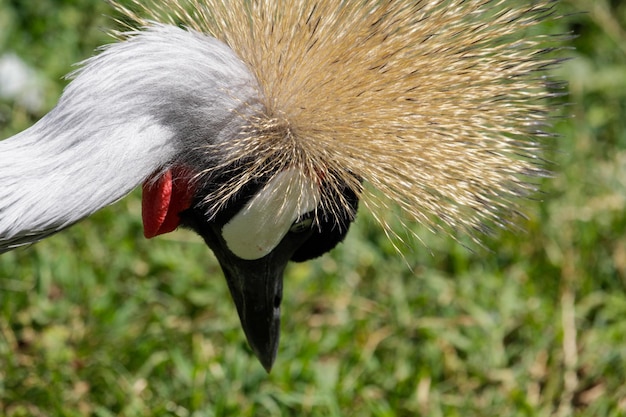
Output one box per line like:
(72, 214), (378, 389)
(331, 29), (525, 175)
(0, 0), (562, 371)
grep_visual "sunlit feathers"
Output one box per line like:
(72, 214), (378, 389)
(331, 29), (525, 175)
(113, 0), (563, 242)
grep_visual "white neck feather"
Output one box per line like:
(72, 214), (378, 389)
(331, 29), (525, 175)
(0, 24), (259, 252)
(0, 114), (176, 252)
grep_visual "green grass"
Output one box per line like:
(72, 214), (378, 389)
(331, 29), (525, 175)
(1, 0), (626, 415)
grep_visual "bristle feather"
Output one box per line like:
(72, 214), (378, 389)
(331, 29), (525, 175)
(111, 0), (563, 241)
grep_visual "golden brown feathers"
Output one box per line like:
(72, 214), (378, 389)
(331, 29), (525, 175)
(111, 0), (563, 242)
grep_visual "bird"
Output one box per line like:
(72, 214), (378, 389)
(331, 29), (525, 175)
(0, 0), (563, 371)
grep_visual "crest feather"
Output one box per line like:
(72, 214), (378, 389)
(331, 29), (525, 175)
(112, 0), (563, 240)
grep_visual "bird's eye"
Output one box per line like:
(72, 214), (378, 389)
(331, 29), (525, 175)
(290, 217), (313, 233)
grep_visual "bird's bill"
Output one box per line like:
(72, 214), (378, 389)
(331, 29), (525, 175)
(218, 255), (286, 372)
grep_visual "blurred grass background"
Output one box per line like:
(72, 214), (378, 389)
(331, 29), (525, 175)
(0, 0), (625, 415)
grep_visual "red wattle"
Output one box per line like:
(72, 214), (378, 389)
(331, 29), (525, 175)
(142, 168), (194, 239)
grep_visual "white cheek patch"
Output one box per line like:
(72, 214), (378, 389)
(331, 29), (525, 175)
(221, 169), (320, 260)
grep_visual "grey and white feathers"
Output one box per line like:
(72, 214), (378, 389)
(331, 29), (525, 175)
(0, 24), (260, 251)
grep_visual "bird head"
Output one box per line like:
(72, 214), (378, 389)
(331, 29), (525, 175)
(106, 0), (563, 370)
(0, 0), (561, 371)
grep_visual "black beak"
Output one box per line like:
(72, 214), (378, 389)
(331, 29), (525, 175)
(179, 185), (358, 371)
(218, 255), (286, 372)
(180, 205), (316, 372)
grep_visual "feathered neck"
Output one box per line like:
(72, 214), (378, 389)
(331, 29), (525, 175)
(0, 24), (261, 251)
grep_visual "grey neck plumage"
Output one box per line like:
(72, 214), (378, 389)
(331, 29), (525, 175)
(0, 24), (261, 252)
